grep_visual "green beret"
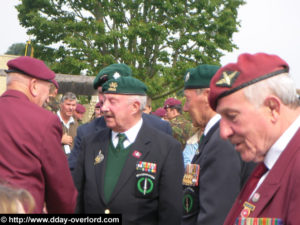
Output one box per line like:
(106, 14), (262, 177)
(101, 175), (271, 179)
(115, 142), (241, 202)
(102, 76), (147, 95)
(184, 64), (220, 89)
(93, 63), (132, 89)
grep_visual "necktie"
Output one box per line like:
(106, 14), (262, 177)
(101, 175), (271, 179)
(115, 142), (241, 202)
(116, 133), (127, 151)
(225, 162), (268, 225)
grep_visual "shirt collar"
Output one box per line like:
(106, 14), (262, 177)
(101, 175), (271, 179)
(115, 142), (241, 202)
(111, 118), (143, 147)
(204, 114), (221, 136)
(57, 110), (74, 128)
(264, 114), (300, 170)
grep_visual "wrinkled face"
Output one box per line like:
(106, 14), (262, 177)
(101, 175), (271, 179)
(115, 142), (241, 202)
(216, 90), (273, 162)
(60, 99), (77, 118)
(35, 80), (51, 107)
(183, 89), (210, 128)
(102, 94), (134, 132)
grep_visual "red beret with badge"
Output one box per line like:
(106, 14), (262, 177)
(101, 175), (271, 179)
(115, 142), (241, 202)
(6, 56), (56, 83)
(164, 98), (182, 109)
(76, 104), (86, 114)
(209, 53), (289, 110)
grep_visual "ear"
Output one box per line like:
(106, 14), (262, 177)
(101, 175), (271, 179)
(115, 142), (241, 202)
(131, 100), (141, 114)
(263, 96), (280, 123)
(28, 78), (39, 97)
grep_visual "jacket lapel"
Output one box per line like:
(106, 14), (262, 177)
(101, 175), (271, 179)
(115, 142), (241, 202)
(108, 123), (152, 203)
(249, 128), (300, 216)
(94, 128), (111, 204)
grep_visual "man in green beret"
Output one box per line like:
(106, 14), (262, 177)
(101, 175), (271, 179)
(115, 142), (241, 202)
(74, 76), (183, 224)
(69, 63), (172, 170)
(182, 64), (255, 225)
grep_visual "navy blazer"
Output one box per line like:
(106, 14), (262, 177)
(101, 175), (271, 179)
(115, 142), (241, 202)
(68, 113), (172, 171)
(73, 121), (183, 224)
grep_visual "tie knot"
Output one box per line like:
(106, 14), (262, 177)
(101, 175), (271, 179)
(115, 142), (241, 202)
(117, 133), (127, 144)
(254, 162), (268, 178)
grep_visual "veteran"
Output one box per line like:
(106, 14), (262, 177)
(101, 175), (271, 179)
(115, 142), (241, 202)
(209, 53), (300, 225)
(182, 64), (255, 225)
(73, 76), (184, 224)
(0, 56), (77, 213)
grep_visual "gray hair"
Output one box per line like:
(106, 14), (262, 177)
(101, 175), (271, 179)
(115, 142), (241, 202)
(60, 92), (77, 103)
(243, 73), (300, 109)
(128, 95), (147, 112)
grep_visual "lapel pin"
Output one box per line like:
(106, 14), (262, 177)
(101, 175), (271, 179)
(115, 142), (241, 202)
(132, 150), (142, 159)
(252, 192), (260, 203)
(94, 150), (104, 165)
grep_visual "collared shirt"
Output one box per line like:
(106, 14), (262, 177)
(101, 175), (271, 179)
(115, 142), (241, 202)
(57, 111), (75, 129)
(250, 114), (300, 199)
(111, 118), (143, 148)
(203, 114), (221, 136)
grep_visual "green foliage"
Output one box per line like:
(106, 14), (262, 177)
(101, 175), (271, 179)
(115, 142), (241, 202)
(5, 43), (26, 56)
(16, 0), (245, 99)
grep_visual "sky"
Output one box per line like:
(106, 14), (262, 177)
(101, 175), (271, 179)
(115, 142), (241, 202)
(1, 0), (300, 87)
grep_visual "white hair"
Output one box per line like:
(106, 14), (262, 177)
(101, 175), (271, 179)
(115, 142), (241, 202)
(243, 73), (300, 108)
(128, 95), (147, 111)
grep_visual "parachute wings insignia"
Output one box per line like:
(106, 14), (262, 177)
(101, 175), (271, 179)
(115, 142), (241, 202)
(216, 71), (239, 87)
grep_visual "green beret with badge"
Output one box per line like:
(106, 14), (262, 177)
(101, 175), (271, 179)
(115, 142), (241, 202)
(93, 63), (132, 89)
(184, 64), (220, 89)
(102, 76), (147, 95)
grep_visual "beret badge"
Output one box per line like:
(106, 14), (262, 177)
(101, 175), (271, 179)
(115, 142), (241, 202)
(108, 82), (118, 92)
(113, 72), (121, 79)
(216, 71), (239, 87)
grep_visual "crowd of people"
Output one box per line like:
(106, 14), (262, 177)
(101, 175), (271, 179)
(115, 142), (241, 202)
(0, 53), (300, 225)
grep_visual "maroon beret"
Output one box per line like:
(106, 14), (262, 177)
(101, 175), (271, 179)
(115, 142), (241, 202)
(51, 79), (59, 89)
(76, 104), (86, 114)
(95, 102), (101, 108)
(153, 107), (167, 117)
(209, 53), (289, 110)
(6, 56), (55, 82)
(164, 98), (182, 108)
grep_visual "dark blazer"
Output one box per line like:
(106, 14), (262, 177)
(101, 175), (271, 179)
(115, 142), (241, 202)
(68, 113), (172, 171)
(0, 90), (77, 213)
(223, 128), (300, 225)
(182, 121), (255, 225)
(73, 121), (184, 225)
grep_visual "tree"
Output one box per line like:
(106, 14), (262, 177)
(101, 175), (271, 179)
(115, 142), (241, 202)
(5, 43), (26, 56)
(16, 0), (245, 100)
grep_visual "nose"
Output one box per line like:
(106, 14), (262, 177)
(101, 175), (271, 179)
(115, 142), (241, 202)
(219, 119), (234, 140)
(101, 100), (109, 112)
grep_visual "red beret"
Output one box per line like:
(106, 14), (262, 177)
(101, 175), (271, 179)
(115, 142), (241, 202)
(164, 98), (182, 108)
(95, 102), (101, 108)
(209, 53), (289, 110)
(51, 79), (59, 89)
(153, 107), (166, 117)
(76, 104), (86, 114)
(6, 56), (55, 81)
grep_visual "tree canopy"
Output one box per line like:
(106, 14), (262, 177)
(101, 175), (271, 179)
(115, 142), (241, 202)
(16, 0), (245, 100)
(5, 43), (26, 56)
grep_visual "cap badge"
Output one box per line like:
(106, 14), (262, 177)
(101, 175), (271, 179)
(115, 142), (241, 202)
(108, 82), (118, 92)
(185, 72), (190, 82)
(216, 71), (239, 87)
(113, 72), (121, 79)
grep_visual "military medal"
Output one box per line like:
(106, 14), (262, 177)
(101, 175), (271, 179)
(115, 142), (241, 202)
(251, 192), (260, 203)
(182, 164), (200, 186)
(240, 201), (255, 218)
(94, 150), (104, 165)
(136, 161), (157, 173)
(235, 217), (284, 225)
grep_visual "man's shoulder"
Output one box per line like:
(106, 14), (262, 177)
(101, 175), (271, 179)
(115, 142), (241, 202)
(78, 117), (106, 133)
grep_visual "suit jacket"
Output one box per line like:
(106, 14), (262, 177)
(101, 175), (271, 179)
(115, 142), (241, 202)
(73, 121), (183, 225)
(0, 90), (77, 213)
(182, 122), (255, 225)
(223, 128), (300, 225)
(68, 113), (172, 171)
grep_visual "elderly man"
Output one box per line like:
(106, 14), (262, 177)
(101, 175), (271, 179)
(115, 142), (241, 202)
(73, 76), (183, 224)
(182, 64), (255, 225)
(68, 63), (172, 171)
(164, 97), (194, 149)
(209, 53), (300, 225)
(0, 56), (77, 213)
